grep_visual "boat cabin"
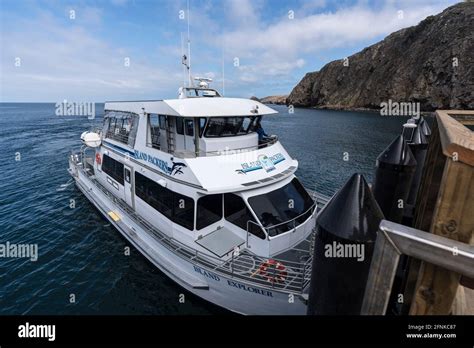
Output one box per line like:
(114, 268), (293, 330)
(89, 89), (315, 259)
(103, 92), (278, 158)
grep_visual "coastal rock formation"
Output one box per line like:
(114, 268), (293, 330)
(287, 2), (474, 111)
(260, 95), (288, 105)
(250, 96), (261, 102)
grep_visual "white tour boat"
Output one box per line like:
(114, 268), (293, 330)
(68, 78), (330, 315)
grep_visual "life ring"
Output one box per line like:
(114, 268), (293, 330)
(95, 152), (102, 165)
(255, 259), (287, 284)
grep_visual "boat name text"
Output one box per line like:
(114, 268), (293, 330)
(193, 265), (221, 281)
(227, 280), (273, 297)
(193, 266), (273, 297)
(134, 150), (186, 176)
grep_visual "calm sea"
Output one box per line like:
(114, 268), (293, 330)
(0, 102), (410, 314)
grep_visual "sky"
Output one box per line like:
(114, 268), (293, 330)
(0, 0), (459, 102)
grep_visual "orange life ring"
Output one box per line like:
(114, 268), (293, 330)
(95, 152), (101, 165)
(256, 259), (287, 284)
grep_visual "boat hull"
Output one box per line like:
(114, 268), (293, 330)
(71, 165), (308, 315)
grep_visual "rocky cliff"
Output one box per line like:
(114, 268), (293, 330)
(287, 2), (474, 111)
(260, 95), (288, 105)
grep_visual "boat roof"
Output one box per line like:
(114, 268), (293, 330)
(104, 97), (278, 117)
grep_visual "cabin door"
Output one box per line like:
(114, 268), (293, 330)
(123, 165), (134, 209)
(183, 118), (196, 154)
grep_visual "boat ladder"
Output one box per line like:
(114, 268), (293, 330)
(166, 117), (175, 154)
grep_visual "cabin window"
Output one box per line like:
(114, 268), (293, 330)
(104, 110), (139, 147)
(101, 154), (124, 185)
(197, 194), (223, 230)
(185, 119), (194, 136)
(135, 172), (195, 231)
(173, 192), (195, 230)
(135, 172), (172, 218)
(204, 116), (256, 137)
(176, 117), (184, 135)
(241, 117), (252, 132)
(248, 178), (314, 237)
(148, 114), (160, 149)
(102, 117), (111, 135)
(224, 193), (265, 239)
(159, 115), (167, 130)
(124, 168), (131, 184)
(183, 88), (220, 98)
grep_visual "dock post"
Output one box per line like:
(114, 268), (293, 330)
(402, 124), (430, 229)
(372, 134), (417, 223)
(418, 116), (432, 138)
(307, 173), (384, 315)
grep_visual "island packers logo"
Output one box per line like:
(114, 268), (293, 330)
(134, 150), (186, 176)
(236, 153), (285, 174)
(258, 155), (276, 173)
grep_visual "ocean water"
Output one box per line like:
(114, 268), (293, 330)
(0, 103), (410, 314)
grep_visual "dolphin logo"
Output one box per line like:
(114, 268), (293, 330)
(169, 159), (186, 175)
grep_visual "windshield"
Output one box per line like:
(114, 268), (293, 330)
(184, 88), (220, 97)
(248, 178), (314, 237)
(204, 116), (256, 137)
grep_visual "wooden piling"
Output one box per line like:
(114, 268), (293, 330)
(410, 110), (474, 315)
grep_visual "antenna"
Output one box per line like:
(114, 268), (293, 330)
(187, 0), (192, 87)
(181, 32), (186, 86)
(222, 38), (225, 96)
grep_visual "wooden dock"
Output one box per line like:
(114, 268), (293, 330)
(361, 109), (474, 315)
(411, 110), (474, 315)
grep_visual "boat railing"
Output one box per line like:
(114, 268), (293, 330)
(91, 127), (102, 135)
(71, 147), (95, 176)
(308, 189), (332, 208)
(200, 135), (279, 157)
(172, 136), (279, 158)
(246, 204), (316, 242)
(70, 156), (329, 294)
(245, 190), (331, 241)
(105, 130), (129, 145)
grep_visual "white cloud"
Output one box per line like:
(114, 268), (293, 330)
(219, 1), (455, 84)
(238, 58), (305, 82)
(225, 0), (262, 27)
(0, 10), (181, 101)
(226, 4), (449, 57)
(0, 0), (458, 100)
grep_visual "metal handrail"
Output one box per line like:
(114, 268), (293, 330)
(105, 130), (129, 144)
(246, 203), (317, 241)
(268, 204), (316, 233)
(202, 136), (279, 156)
(71, 154), (318, 293)
(168, 136), (279, 158)
(91, 127), (102, 135)
(307, 190), (332, 207)
(361, 220), (474, 314)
